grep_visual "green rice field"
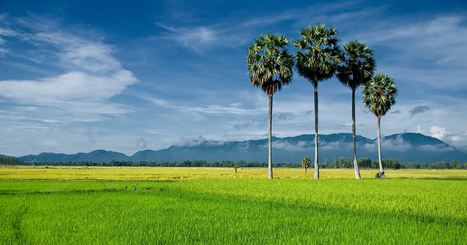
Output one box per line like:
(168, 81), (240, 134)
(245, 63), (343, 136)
(0, 167), (466, 244)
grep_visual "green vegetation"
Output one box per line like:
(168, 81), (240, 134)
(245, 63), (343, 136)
(0, 156), (18, 166)
(301, 156), (311, 173)
(247, 32), (294, 179)
(1, 22), (466, 244)
(363, 74), (398, 178)
(16, 158), (467, 170)
(1, 174), (465, 244)
(294, 24), (340, 179)
(337, 41), (376, 179)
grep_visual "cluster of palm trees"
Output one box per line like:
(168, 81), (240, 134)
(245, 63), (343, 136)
(247, 24), (397, 180)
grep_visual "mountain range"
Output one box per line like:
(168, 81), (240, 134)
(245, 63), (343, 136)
(13, 133), (467, 164)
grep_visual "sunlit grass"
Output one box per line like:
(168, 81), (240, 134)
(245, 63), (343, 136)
(1, 166), (466, 180)
(0, 178), (465, 244)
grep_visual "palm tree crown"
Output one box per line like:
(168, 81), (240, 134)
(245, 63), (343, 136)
(294, 24), (340, 84)
(337, 41), (375, 89)
(363, 74), (397, 118)
(247, 32), (294, 96)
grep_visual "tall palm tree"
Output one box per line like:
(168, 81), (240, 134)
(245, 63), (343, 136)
(247, 32), (294, 179)
(294, 24), (340, 179)
(336, 41), (375, 179)
(363, 74), (397, 178)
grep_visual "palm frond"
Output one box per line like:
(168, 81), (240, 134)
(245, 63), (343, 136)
(363, 74), (398, 117)
(247, 32), (294, 96)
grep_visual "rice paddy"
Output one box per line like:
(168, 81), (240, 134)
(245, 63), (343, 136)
(0, 167), (466, 244)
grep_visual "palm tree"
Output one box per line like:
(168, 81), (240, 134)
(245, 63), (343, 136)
(247, 32), (294, 179)
(363, 74), (397, 178)
(336, 41), (375, 179)
(294, 24), (340, 179)
(301, 156), (311, 173)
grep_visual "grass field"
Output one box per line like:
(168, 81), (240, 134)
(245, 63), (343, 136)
(1, 166), (466, 180)
(0, 167), (466, 244)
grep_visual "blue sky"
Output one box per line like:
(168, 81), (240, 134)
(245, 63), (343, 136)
(0, 0), (466, 157)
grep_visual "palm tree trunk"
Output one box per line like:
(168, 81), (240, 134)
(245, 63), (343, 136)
(377, 116), (385, 178)
(352, 88), (361, 179)
(313, 82), (320, 179)
(268, 94), (273, 180)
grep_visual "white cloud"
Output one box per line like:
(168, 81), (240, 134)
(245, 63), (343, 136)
(320, 140), (353, 151)
(451, 136), (462, 142)
(62, 44), (121, 73)
(0, 16), (137, 122)
(417, 144), (455, 152)
(416, 125), (425, 134)
(175, 135), (207, 147)
(143, 95), (261, 116)
(0, 70), (136, 103)
(267, 140), (312, 151)
(174, 135), (225, 148)
(155, 23), (218, 53)
(362, 143), (377, 152)
(381, 135), (413, 152)
(234, 121), (250, 130)
(428, 126), (451, 140)
(364, 15), (467, 63)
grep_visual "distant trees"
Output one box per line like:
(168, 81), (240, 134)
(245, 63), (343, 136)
(14, 158), (466, 169)
(336, 41), (376, 179)
(294, 24), (340, 179)
(0, 156), (18, 166)
(363, 74), (398, 178)
(247, 32), (294, 179)
(301, 156), (311, 173)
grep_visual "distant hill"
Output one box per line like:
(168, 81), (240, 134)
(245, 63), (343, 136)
(20, 150), (129, 163)
(16, 133), (467, 164)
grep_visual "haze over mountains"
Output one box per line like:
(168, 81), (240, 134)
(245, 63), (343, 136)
(15, 133), (467, 164)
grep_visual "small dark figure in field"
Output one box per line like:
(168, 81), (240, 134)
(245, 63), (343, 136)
(132, 183), (138, 191)
(124, 185), (128, 189)
(375, 172), (385, 178)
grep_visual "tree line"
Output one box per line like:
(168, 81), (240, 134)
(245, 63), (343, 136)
(0, 156), (19, 166)
(17, 158), (466, 170)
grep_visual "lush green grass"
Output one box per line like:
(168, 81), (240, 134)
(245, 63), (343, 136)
(1, 177), (466, 244)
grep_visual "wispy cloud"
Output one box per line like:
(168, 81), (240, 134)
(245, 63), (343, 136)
(365, 15), (467, 66)
(0, 70), (135, 103)
(0, 15), (137, 122)
(143, 95), (261, 116)
(155, 23), (219, 53)
(356, 14), (467, 92)
(175, 135), (225, 147)
(233, 121), (250, 130)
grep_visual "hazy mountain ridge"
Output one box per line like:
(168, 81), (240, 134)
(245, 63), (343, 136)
(16, 133), (467, 163)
